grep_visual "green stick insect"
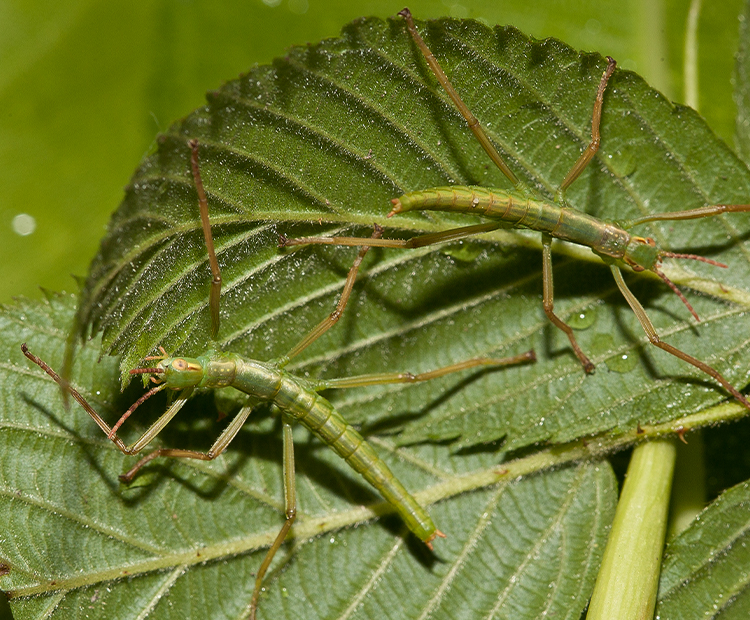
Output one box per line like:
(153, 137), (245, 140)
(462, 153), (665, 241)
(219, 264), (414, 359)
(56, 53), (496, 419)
(22, 140), (535, 619)
(283, 7), (750, 413)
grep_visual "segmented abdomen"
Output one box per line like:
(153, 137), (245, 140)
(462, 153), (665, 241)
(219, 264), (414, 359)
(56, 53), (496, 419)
(231, 356), (437, 542)
(395, 186), (631, 259)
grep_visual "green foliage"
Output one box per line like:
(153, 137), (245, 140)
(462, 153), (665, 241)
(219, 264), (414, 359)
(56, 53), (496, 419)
(1, 0), (744, 304)
(2, 293), (616, 619)
(78, 14), (750, 454)
(658, 480), (750, 618)
(3, 8), (750, 620)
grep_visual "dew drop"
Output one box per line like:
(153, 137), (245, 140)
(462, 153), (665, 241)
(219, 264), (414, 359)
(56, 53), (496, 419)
(289, 0), (310, 15)
(568, 308), (597, 330)
(608, 147), (637, 177)
(606, 351), (638, 373)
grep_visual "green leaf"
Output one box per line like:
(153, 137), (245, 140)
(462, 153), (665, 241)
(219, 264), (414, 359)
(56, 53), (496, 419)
(75, 14), (750, 454)
(7, 9), (750, 619)
(657, 479), (750, 618)
(4, 0), (744, 306)
(4, 6), (750, 620)
(1, 293), (616, 619)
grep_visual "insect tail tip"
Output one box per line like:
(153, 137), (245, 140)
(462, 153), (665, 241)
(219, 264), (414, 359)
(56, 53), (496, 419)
(388, 199), (403, 218)
(424, 529), (446, 550)
(20, 343), (37, 363)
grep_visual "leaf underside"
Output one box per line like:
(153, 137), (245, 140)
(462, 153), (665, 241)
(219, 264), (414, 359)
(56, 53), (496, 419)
(4, 13), (750, 620)
(657, 481), (750, 619)
(3, 294), (616, 620)
(3, 293), (750, 619)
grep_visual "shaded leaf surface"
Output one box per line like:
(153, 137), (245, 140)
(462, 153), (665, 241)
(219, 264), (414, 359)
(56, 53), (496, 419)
(76, 15), (750, 455)
(1, 294), (615, 619)
(657, 480), (750, 619)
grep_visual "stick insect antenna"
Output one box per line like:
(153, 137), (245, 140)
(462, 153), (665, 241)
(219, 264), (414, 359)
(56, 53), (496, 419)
(653, 267), (699, 322)
(129, 367), (166, 376)
(108, 381), (168, 439)
(660, 251), (727, 269)
(655, 251), (730, 322)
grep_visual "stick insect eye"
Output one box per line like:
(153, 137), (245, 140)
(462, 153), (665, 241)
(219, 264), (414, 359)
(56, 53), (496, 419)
(171, 358), (189, 371)
(631, 236), (656, 248)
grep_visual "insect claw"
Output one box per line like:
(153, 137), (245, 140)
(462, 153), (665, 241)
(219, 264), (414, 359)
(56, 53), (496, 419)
(143, 347), (169, 362)
(118, 469), (137, 484)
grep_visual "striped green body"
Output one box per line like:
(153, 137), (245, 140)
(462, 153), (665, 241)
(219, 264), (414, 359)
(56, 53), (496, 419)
(395, 186), (635, 262)
(161, 349), (436, 542)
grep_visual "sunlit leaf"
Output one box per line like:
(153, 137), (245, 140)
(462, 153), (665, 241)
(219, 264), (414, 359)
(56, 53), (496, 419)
(77, 14), (750, 454)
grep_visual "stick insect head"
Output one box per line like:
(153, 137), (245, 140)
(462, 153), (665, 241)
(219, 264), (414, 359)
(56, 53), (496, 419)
(622, 235), (659, 272)
(130, 347), (206, 390)
(622, 235), (727, 322)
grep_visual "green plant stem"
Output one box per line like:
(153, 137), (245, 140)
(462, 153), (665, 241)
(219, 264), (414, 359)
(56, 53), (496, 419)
(586, 439), (677, 620)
